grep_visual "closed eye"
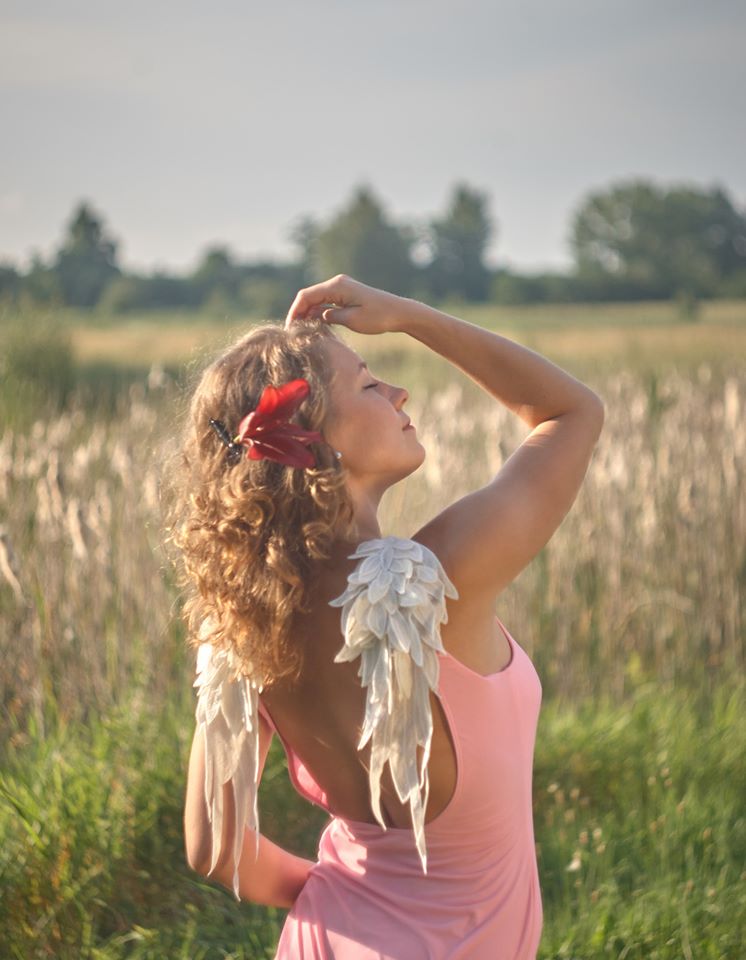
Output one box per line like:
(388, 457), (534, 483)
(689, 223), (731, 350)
(364, 382), (380, 389)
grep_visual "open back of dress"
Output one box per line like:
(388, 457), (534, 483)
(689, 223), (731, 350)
(194, 535), (543, 959)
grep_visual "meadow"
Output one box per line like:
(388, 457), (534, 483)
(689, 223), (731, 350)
(0, 298), (744, 958)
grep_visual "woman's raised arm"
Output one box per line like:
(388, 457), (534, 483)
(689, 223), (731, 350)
(394, 299), (605, 603)
(285, 274), (604, 605)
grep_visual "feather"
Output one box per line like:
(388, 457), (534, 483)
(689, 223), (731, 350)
(328, 535), (459, 874)
(193, 621), (263, 902)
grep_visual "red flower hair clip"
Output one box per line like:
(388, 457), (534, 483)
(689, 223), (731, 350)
(209, 378), (324, 469)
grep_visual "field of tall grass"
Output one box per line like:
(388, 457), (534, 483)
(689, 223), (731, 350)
(0, 300), (744, 958)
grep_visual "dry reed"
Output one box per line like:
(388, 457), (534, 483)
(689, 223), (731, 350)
(0, 361), (742, 741)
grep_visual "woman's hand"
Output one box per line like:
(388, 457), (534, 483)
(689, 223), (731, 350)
(284, 274), (409, 335)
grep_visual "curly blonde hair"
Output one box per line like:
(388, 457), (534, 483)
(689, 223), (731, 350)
(161, 320), (356, 691)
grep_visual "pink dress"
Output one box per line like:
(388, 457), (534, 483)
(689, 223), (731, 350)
(258, 616), (543, 959)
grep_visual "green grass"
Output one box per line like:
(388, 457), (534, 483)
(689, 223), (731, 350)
(0, 697), (299, 959)
(1, 679), (742, 958)
(533, 681), (745, 958)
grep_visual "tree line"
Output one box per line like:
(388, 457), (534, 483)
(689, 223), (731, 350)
(1, 177), (745, 315)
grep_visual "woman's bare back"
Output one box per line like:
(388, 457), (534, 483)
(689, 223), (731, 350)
(258, 536), (513, 830)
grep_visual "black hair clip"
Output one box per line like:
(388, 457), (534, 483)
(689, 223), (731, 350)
(209, 418), (244, 464)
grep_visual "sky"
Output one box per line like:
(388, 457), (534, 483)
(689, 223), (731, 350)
(1, 0), (744, 275)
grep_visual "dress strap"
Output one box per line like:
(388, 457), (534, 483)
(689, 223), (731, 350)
(257, 695), (278, 732)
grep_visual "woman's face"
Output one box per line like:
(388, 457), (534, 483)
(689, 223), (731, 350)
(322, 338), (425, 490)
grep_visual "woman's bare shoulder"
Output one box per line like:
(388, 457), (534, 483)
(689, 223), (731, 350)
(410, 406), (603, 603)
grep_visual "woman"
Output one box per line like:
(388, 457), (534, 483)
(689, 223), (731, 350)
(171, 275), (605, 958)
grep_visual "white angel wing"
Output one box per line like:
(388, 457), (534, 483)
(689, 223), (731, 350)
(193, 619), (264, 902)
(328, 535), (459, 874)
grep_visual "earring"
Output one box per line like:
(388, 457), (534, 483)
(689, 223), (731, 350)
(334, 450), (343, 460)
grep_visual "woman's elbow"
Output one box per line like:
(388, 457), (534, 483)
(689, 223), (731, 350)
(184, 813), (214, 876)
(185, 828), (235, 882)
(185, 838), (210, 876)
(577, 391), (606, 439)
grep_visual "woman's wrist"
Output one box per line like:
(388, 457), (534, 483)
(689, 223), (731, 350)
(388, 297), (456, 336)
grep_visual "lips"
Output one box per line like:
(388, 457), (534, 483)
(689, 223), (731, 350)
(402, 418), (412, 430)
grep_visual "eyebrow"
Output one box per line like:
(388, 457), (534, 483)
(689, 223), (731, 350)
(357, 361), (368, 374)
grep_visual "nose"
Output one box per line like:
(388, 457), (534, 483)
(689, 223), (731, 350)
(390, 383), (408, 408)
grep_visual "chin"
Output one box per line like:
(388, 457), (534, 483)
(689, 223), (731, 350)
(404, 443), (426, 477)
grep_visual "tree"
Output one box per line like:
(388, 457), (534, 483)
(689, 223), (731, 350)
(424, 183), (494, 301)
(22, 250), (63, 307)
(98, 272), (203, 313)
(570, 178), (746, 299)
(286, 214), (322, 286)
(0, 262), (21, 305)
(313, 185), (416, 296)
(53, 201), (121, 307)
(192, 245), (241, 306)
